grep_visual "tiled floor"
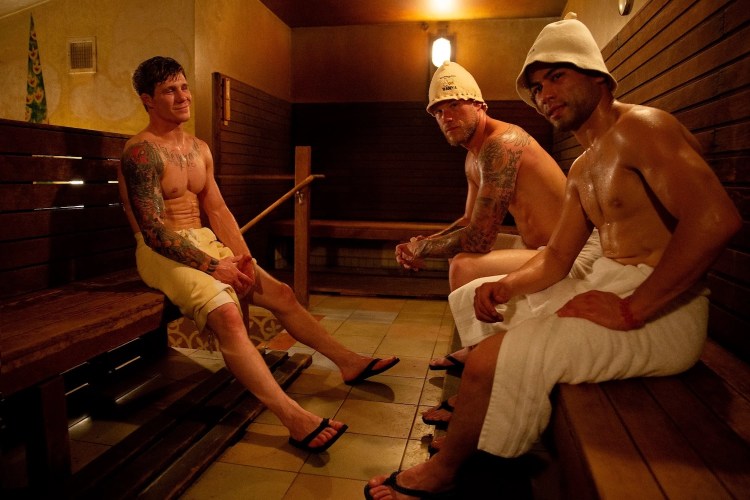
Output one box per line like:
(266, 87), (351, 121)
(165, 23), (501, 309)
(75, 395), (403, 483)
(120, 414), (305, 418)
(68, 293), (458, 499)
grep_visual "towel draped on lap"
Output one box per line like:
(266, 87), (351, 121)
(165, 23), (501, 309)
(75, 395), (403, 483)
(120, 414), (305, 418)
(448, 235), (708, 457)
(135, 228), (242, 333)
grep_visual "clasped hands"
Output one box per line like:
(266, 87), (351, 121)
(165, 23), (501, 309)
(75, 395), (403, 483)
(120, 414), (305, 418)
(395, 236), (427, 270)
(212, 254), (256, 298)
(474, 282), (642, 331)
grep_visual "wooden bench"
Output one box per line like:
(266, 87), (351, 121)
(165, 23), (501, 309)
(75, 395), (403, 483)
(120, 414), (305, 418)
(543, 1), (750, 497)
(0, 119), (311, 496)
(0, 119), (182, 486)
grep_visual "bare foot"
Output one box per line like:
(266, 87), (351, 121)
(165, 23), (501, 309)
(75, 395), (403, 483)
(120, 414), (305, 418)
(421, 395), (456, 427)
(428, 347), (469, 370)
(288, 417), (348, 452)
(366, 462), (455, 499)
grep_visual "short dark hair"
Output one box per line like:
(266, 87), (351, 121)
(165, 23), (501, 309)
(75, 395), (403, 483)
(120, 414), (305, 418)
(132, 56), (186, 97)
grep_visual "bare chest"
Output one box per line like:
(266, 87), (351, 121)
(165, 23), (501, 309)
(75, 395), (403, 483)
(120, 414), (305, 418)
(158, 146), (206, 200)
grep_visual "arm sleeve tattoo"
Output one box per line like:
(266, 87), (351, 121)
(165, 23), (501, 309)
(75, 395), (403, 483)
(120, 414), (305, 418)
(121, 141), (219, 273)
(417, 130), (525, 259)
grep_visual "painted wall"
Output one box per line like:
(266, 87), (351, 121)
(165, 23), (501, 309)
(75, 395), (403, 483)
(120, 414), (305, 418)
(0, 0), (195, 134)
(291, 18), (556, 103)
(0, 0), (649, 136)
(193, 0), (292, 142)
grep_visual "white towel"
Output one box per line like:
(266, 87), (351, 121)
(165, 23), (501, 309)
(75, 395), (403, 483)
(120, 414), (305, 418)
(448, 256), (709, 457)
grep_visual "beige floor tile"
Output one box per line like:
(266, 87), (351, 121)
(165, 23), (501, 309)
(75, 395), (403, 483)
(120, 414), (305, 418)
(411, 404), (442, 440)
(353, 297), (406, 312)
(375, 335), (437, 358)
(299, 433), (405, 480)
(335, 399), (416, 438)
(218, 423), (307, 472)
(347, 374), (424, 405)
(348, 310), (399, 324)
(400, 299), (447, 315)
(393, 313), (445, 327)
(286, 368), (352, 399)
(254, 394), (346, 426)
(181, 462), (296, 500)
(318, 317), (345, 333)
(282, 473), (367, 500)
(386, 322), (441, 339)
(401, 438), (432, 470)
(329, 332), (383, 354)
(378, 355), (429, 379)
(333, 319), (391, 336)
(419, 376), (446, 407)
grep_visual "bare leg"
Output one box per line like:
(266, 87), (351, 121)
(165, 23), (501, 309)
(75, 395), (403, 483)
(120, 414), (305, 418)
(207, 303), (343, 446)
(248, 265), (398, 382)
(367, 333), (504, 498)
(428, 249), (538, 372)
(449, 248), (538, 290)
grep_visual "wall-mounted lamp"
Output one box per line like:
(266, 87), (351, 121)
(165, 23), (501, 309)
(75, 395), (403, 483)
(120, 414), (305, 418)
(430, 22), (454, 68)
(432, 37), (451, 67)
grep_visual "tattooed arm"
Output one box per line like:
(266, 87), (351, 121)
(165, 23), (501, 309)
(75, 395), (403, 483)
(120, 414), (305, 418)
(121, 141), (219, 273)
(411, 135), (522, 261)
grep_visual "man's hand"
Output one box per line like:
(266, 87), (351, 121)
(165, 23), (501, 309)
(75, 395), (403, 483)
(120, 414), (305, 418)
(473, 280), (512, 323)
(556, 290), (644, 330)
(212, 255), (255, 298)
(395, 236), (426, 270)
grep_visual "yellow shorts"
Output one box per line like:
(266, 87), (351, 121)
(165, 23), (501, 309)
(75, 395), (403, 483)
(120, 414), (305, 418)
(135, 228), (241, 333)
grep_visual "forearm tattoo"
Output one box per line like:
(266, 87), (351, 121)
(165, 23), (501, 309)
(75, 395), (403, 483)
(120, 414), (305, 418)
(418, 128), (526, 258)
(121, 141), (219, 273)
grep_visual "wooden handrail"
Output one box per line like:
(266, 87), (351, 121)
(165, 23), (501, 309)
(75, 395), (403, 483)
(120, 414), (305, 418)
(239, 174), (324, 234)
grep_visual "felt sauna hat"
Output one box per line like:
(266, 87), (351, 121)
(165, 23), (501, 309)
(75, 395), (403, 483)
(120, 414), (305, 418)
(427, 61), (485, 114)
(515, 13), (617, 109)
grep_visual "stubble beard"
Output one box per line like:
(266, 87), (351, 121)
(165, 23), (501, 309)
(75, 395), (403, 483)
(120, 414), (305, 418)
(444, 120), (477, 147)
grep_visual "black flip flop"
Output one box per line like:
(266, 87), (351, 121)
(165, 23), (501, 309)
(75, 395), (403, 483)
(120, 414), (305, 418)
(428, 354), (465, 374)
(288, 418), (348, 453)
(421, 399), (454, 429)
(364, 471), (456, 499)
(344, 357), (400, 385)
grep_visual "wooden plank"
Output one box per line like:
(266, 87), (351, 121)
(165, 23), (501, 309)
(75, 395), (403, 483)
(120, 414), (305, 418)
(73, 351), (291, 500)
(644, 375), (750, 498)
(0, 206), (129, 241)
(0, 118), (127, 158)
(0, 183), (120, 211)
(0, 156), (119, 182)
(604, 378), (732, 499)
(554, 383), (665, 499)
(137, 353), (312, 499)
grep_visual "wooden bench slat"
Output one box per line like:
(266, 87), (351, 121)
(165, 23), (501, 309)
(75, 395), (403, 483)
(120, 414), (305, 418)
(605, 378), (732, 499)
(553, 383), (665, 499)
(644, 374), (750, 498)
(0, 156), (119, 183)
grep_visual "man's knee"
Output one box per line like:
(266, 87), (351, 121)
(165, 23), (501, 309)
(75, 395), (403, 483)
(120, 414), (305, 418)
(463, 334), (503, 383)
(449, 253), (479, 289)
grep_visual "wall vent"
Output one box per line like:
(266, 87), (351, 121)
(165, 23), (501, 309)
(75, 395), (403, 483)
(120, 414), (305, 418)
(67, 37), (96, 73)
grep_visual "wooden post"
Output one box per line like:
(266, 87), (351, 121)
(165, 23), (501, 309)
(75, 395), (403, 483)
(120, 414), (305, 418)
(294, 146), (311, 307)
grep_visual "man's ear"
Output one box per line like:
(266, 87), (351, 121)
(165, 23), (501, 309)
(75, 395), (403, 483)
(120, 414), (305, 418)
(140, 93), (153, 109)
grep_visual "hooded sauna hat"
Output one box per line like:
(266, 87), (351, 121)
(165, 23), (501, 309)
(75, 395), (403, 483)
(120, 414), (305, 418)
(427, 61), (485, 114)
(515, 13), (617, 109)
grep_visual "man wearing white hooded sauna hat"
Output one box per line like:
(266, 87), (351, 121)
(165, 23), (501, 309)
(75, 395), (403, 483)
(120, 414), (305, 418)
(365, 14), (740, 499)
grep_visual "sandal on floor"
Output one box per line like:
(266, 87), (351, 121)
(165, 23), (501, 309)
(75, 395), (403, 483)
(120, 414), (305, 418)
(364, 471), (456, 499)
(421, 399), (454, 429)
(288, 418), (348, 453)
(428, 354), (464, 374)
(344, 357), (400, 385)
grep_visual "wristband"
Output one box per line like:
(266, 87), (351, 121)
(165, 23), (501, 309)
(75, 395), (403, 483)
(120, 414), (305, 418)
(620, 296), (645, 330)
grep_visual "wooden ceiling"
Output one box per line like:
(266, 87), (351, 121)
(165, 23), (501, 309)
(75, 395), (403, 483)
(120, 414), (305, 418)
(259, 0), (567, 28)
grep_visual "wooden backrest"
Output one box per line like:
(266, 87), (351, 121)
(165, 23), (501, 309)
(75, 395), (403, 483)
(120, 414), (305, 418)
(0, 119), (133, 299)
(550, 0), (750, 361)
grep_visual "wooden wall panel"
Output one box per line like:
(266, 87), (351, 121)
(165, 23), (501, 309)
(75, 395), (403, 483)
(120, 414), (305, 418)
(549, 0), (750, 360)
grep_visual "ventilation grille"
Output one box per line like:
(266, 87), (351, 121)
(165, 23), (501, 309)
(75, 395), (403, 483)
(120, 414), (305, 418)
(67, 37), (96, 73)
